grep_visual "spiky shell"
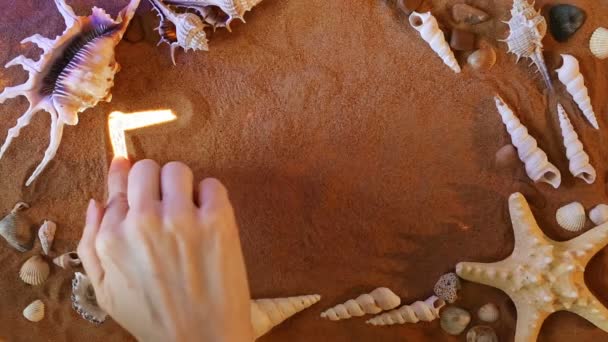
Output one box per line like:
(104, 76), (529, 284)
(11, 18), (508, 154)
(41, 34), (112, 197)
(164, 0), (264, 30)
(251, 294), (321, 338)
(0, 202), (33, 252)
(589, 204), (608, 226)
(72, 272), (108, 324)
(556, 202), (586, 232)
(19, 255), (50, 286)
(440, 306), (471, 335)
(38, 220), (56, 256)
(590, 27), (608, 60)
(23, 300), (45, 322)
(477, 303), (499, 323)
(53, 251), (81, 269)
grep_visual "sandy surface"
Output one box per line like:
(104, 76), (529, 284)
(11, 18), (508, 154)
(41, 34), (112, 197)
(0, 0), (607, 341)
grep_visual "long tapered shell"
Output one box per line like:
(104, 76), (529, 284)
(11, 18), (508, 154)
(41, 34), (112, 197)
(23, 300), (45, 322)
(556, 54), (598, 129)
(494, 96), (561, 188)
(320, 287), (400, 321)
(0, 202), (33, 252)
(251, 294), (321, 338)
(366, 295), (445, 326)
(38, 220), (56, 256)
(590, 27), (608, 60)
(557, 104), (596, 184)
(19, 255), (50, 286)
(589, 204), (608, 226)
(53, 251), (81, 269)
(72, 272), (108, 324)
(556, 202), (586, 232)
(408, 12), (461, 73)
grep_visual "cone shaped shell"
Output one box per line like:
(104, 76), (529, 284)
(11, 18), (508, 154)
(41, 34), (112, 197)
(23, 300), (45, 322)
(556, 54), (598, 129)
(409, 12), (461, 73)
(589, 204), (608, 226)
(251, 294), (321, 338)
(19, 255), (50, 286)
(53, 252), (81, 269)
(590, 27), (608, 60)
(477, 303), (499, 323)
(321, 287), (400, 320)
(366, 295), (445, 326)
(557, 104), (596, 184)
(38, 220), (56, 256)
(556, 202), (586, 232)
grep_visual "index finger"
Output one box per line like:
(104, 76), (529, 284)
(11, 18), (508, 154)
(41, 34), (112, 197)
(104, 156), (131, 224)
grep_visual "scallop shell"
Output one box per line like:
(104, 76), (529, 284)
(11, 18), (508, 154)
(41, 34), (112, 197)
(434, 272), (461, 304)
(556, 202), (586, 232)
(589, 204), (608, 226)
(590, 27), (608, 60)
(477, 303), (499, 323)
(440, 306), (471, 335)
(409, 12), (461, 73)
(466, 325), (498, 342)
(38, 220), (57, 256)
(321, 287), (401, 320)
(53, 251), (81, 269)
(0, 0), (140, 186)
(19, 255), (50, 286)
(72, 272), (108, 324)
(0, 202), (33, 252)
(164, 0), (264, 30)
(251, 294), (321, 338)
(23, 300), (45, 322)
(557, 103), (596, 184)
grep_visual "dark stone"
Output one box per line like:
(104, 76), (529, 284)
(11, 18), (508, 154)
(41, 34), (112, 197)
(549, 4), (586, 42)
(450, 29), (476, 51)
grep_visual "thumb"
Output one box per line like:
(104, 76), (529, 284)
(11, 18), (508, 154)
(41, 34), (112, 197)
(77, 199), (105, 286)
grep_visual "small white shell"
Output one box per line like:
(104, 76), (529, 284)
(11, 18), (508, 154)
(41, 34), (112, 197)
(440, 306), (471, 335)
(590, 27), (608, 60)
(38, 220), (56, 256)
(557, 103), (596, 184)
(409, 12), (461, 73)
(23, 300), (45, 322)
(477, 303), (499, 323)
(72, 272), (108, 324)
(19, 255), (50, 286)
(589, 204), (608, 226)
(53, 251), (81, 269)
(556, 202), (586, 232)
(321, 287), (401, 320)
(556, 54), (598, 130)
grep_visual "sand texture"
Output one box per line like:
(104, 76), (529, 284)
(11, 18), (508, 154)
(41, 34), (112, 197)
(0, 0), (608, 341)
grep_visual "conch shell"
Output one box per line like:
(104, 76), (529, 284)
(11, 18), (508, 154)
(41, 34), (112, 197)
(149, 0), (209, 65)
(494, 95), (561, 188)
(366, 295), (445, 326)
(38, 220), (57, 256)
(164, 0), (264, 31)
(23, 300), (45, 322)
(557, 103), (596, 184)
(590, 27), (608, 60)
(556, 54), (599, 129)
(320, 287), (401, 321)
(72, 272), (108, 324)
(0, 0), (140, 186)
(556, 202), (586, 232)
(19, 255), (50, 286)
(408, 12), (461, 73)
(0, 202), (33, 252)
(53, 251), (81, 269)
(251, 294), (321, 339)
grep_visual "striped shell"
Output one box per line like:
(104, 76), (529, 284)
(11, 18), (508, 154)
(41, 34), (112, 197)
(0, 202), (33, 252)
(590, 27), (608, 60)
(72, 272), (108, 324)
(38, 220), (57, 256)
(556, 202), (586, 232)
(53, 251), (81, 269)
(477, 303), (499, 323)
(23, 300), (45, 322)
(589, 204), (608, 226)
(440, 306), (471, 335)
(321, 287), (401, 320)
(19, 255), (50, 286)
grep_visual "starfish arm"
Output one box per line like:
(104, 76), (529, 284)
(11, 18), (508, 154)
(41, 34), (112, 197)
(564, 222), (608, 265)
(513, 301), (549, 342)
(568, 288), (608, 332)
(456, 260), (513, 292)
(508, 193), (547, 254)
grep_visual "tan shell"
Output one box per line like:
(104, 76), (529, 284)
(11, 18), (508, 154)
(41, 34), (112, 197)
(251, 294), (321, 339)
(409, 12), (461, 73)
(557, 104), (596, 184)
(556, 202), (586, 232)
(467, 46), (496, 71)
(321, 287), (401, 320)
(477, 303), (499, 323)
(53, 252), (81, 269)
(589, 204), (608, 226)
(556, 54), (599, 129)
(19, 255), (50, 286)
(440, 306), (471, 335)
(590, 27), (608, 60)
(72, 272), (108, 324)
(466, 325), (498, 342)
(38, 220), (56, 256)
(0, 202), (33, 252)
(434, 272), (461, 303)
(23, 300), (45, 322)
(366, 295), (445, 326)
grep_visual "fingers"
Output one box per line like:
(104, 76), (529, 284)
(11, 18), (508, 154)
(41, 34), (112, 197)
(103, 157), (131, 229)
(128, 159), (161, 210)
(198, 178), (231, 216)
(161, 162), (194, 209)
(78, 199), (105, 286)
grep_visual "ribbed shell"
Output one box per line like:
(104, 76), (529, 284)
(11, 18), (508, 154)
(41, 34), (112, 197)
(23, 300), (45, 322)
(556, 54), (598, 129)
(321, 287), (400, 321)
(556, 202), (586, 232)
(408, 12), (461, 73)
(0, 202), (33, 252)
(19, 255), (50, 286)
(557, 103), (596, 184)
(72, 272), (108, 324)
(251, 294), (321, 338)
(477, 303), (499, 323)
(590, 27), (608, 60)
(366, 295), (445, 326)
(589, 204), (608, 226)
(38, 220), (56, 256)
(440, 306), (471, 335)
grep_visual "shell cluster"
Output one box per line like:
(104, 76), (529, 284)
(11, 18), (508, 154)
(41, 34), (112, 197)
(19, 255), (50, 286)
(556, 202), (586, 232)
(72, 272), (108, 324)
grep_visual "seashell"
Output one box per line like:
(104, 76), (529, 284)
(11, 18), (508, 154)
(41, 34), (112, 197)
(0, 202), (33, 252)
(19, 255), (50, 286)
(494, 95), (561, 188)
(38, 220), (56, 256)
(467, 46), (496, 71)
(451, 4), (489, 25)
(502, 0), (552, 89)
(321, 287), (400, 321)
(164, 0), (264, 31)
(450, 29), (476, 51)
(53, 251), (81, 269)
(557, 103), (596, 184)
(72, 272), (108, 324)
(549, 5), (586, 42)
(556, 202), (586, 232)
(23, 300), (45, 322)
(589, 204), (608, 226)
(590, 27), (608, 60)
(466, 325), (498, 342)
(366, 295), (445, 326)
(149, 0), (209, 65)
(477, 303), (499, 323)
(433, 272), (461, 304)
(556, 54), (599, 129)
(409, 12), (461, 73)
(440, 306), (471, 335)
(251, 294), (321, 339)
(0, 0), (140, 186)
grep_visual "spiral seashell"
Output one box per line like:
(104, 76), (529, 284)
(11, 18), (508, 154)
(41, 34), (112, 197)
(494, 95), (561, 188)
(38, 220), (56, 256)
(433, 272), (461, 303)
(19, 255), (50, 286)
(0, 202), (33, 252)
(251, 294), (321, 338)
(23, 300), (45, 322)
(440, 306), (471, 335)
(366, 295), (445, 326)
(556, 54), (598, 129)
(53, 251), (81, 269)
(164, 0), (264, 30)
(408, 12), (461, 73)
(557, 104), (596, 184)
(466, 325), (498, 342)
(556, 202), (586, 232)
(72, 272), (108, 324)
(321, 287), (401, 321)
(590, 27), (608, 60)
(589, 204), (608, 226)
(477, 303), (499, 323)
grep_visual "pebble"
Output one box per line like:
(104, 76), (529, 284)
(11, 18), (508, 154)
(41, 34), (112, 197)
(452, 4), (490, 25)
(468, 46), (496, 71)
(124, 15), (145, 43)
(549, 4), (586, 42)
(450, 29), (476, 51)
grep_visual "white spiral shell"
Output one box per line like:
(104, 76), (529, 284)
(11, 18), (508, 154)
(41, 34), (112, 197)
(366, 295), (445, 326)
(589, 204), (608, 226)
(23, 300), (45, 322)
(590, 27), (608, 60)
(494, 96), (561, 188)
(321, 287), (401, 321)
(409, 12), (461, 73)
(38, 220), (56, 256)
(556, 202), (586, 232)
(19, 255), (50, 286)
(557, 104), (596, 184)
(251, 294), (321, 338)
(556, 54), (598, 129)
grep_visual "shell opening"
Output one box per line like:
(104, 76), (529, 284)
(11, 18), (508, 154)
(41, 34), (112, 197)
(409, 14), (423, 27)
(581, 172), (594, 184)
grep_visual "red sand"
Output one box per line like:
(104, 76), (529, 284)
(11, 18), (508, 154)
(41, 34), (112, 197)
(0, 0), (607, 341)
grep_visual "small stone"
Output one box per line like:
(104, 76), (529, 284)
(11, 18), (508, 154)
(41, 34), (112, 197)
(452, 4), (490, 25)
(468, 46), (496, 71)
(450, 29), (476, 51)
(495, 144), (518, 171)
(396, 0), (424, 16)
(549, 4), (586, 42)
(124, 15), (145, 43)
(434, 272), (461, 303)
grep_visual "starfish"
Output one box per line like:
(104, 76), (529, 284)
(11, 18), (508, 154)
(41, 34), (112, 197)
(456, 192), (608, 342)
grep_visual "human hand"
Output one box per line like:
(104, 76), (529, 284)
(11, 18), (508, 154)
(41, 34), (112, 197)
(77, 158), (252, 342)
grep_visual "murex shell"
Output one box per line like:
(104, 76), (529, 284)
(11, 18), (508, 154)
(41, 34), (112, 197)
(434, 272), (461, 303)
(72, 272), (108, 324)
(20, 255), (50, 286)
(477, 303), (499, 323)
(0, 202), (33, 252)
(589, 204), (608, 226)
(590, 27), (608, 60)
(164, 0), (264, 30)
(440, 306), (471, 335)
(54, 251), (82, 269)
(0, 0), (140, 186)
(38, 220), (57, 256)
(556, 202), (586, 232)
(23, 300), (45, 322)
